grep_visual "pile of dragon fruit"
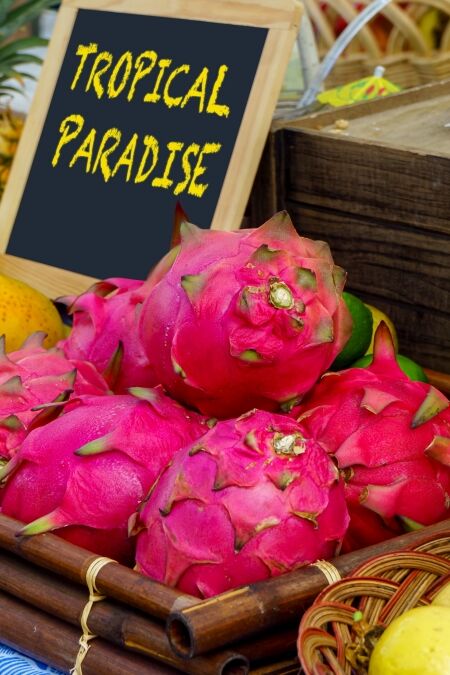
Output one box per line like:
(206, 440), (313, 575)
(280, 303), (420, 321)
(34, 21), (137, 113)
(0, 212), (449, 598)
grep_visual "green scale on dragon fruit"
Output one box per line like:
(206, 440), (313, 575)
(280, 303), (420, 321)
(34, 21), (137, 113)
(139, 211), (352, 418)
(132, 409), (349, 598)
(0, 388), (208, 565)
(0, 332), (108, 460)
(58, 277), (162, 394)
(297, 323), (450, 552)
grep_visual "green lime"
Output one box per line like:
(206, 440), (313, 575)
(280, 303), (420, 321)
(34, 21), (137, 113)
(351, 353), (428, 382)
(331, 292), (373, 370)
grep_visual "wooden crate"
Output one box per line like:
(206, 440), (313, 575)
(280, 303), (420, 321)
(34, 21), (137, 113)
(248, 80), (450, 374)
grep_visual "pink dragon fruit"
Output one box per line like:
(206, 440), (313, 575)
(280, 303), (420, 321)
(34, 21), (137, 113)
(0, 332), (108, 459)
(59, 278), (157, 393)
(0, 388), (208, 564)
(133, 410), (349, 598)
(139, 212), (352, 418)
(297, 323), (450, 551)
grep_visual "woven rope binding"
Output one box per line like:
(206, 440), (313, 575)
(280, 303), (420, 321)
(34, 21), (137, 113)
(70, 556), (117, 675)
(311, 559), (342, 585)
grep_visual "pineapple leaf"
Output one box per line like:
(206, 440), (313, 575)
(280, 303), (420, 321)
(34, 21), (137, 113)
(0, 0), (11, 25)
(0, 53), (44, 67)
(0, 84), (21, 95)
(0, 70), (37, 83)
(0, 0), (55, 42)
(0, 36), (47, 62)
(5, 71), (37, 82)
(0, 66), (27, 80)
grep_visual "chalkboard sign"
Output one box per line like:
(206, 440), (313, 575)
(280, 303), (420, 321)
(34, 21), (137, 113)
(0, 0), (301, 280)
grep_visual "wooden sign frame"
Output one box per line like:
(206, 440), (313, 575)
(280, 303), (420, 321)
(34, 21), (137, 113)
(0, 0), (302, 257)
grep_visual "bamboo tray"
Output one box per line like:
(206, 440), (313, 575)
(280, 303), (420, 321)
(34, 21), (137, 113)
(1, 252), (450, 674)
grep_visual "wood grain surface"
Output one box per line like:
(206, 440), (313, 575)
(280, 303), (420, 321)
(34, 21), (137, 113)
(275, 80), (450, 127)
(286, 202), (450, 371)
(0, 253), (96, 297)
(319, 95), (450, 155)
(63, 0), (301, 27)
(249, 84), (450, 372)
(284, 130), (450, 233)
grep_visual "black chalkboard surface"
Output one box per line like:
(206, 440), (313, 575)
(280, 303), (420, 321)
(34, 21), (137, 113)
(0, 1), (301, 282)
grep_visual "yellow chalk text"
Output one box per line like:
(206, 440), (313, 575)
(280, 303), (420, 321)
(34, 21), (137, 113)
(70, 44), (230, 116)
(51, 114), (222, 197)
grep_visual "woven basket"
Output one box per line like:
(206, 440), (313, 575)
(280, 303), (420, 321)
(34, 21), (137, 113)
(298, 533), (450, 675)
(307, 0), (450, 88)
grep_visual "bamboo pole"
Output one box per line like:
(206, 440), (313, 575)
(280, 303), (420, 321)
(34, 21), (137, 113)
(249, 659), (300, 675)
(237, 625), (298, 666)
(0, 519), (301, 671)
(0, 549), (248, 675)
(0, 590), (177, 675)
(0, 514), (198, 618)
(167, 518), (450, 657)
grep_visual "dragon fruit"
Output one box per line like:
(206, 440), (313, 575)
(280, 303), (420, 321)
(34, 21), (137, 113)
(139, 212), (352, 418)
(59, 278), (157, 393)
(133, 410), (349, 598)
(0, 332), (108, 459)
(0, 389), (208, 564)
(297, 323), (450, 551)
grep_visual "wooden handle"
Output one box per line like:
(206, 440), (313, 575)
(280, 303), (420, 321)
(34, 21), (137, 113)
(385, 5), (425, 54)
(349, 0), (430, 56)
(303, 0), (336, 50)
(308, 0), (439, 61)
(322, 0), (382, 58)
(441, 18), (450, 50)
(381, 0), (450, 56)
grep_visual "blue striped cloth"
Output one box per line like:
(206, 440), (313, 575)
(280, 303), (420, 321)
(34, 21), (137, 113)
(0, 645), (63, 674)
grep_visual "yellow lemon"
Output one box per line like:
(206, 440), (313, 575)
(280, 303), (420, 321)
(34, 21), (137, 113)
(0, 273), (65, 351)
(432, 582), (450, 608)
(369, 605), (450, 675)
(365, 303), (399, 354)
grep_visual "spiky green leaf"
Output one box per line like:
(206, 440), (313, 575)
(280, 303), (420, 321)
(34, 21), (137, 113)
(180, 274), (205, 300)
(238, 349), (263, 363)
(0, 414), (23, 430)
(397, 515), (424, 532)
(0, 0), (55, 42)
(0, 36), (47, 62)
(19, 512), (57, 536)
(411, 386), (449, 428)
(128, 387), (157, 403)
(75, 433), (116, 456)
(102, 342), (123, 389)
